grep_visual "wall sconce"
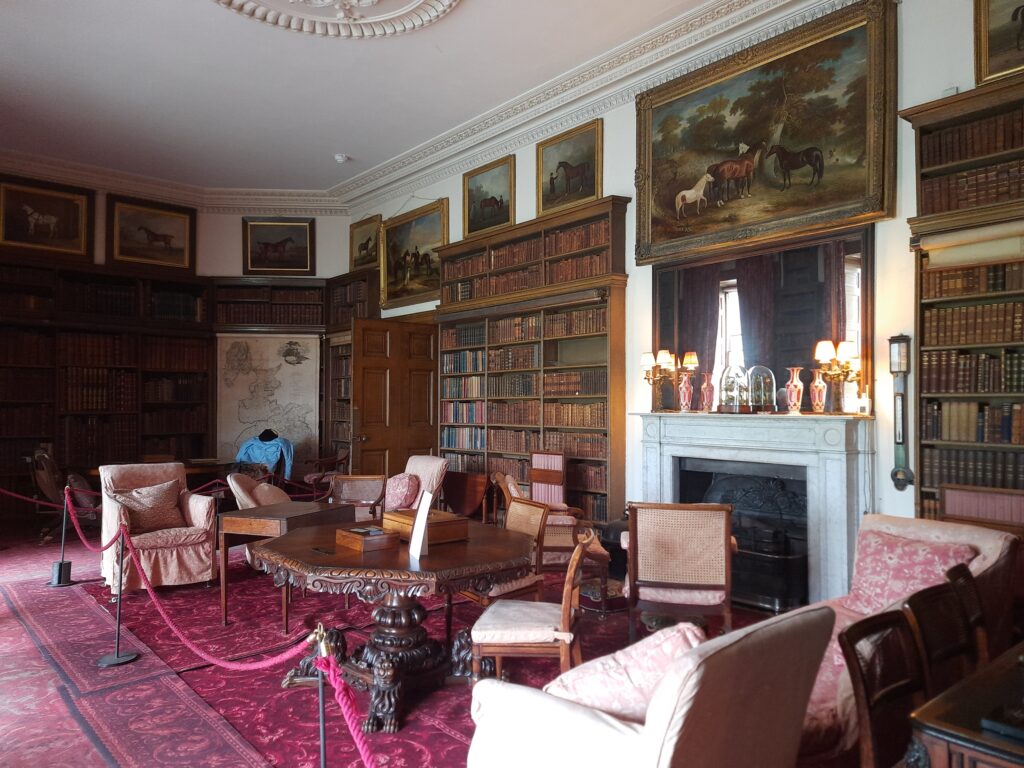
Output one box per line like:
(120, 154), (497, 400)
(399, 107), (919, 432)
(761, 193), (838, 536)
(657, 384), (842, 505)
(889, 334), (914, 491)
(642, 349), (677, 413)
(814, 339), (861, 412)
(678, 351), (698, 412)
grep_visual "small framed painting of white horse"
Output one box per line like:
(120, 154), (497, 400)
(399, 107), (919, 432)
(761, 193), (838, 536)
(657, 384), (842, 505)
(976, 0), (1024, 84)
(536, 119), (603, 216)
(108, 194), (195, 273)
(463, 155), (515, 237)
(243, 217), (316, 276)
(349, 214), (382, 272)
(0, 175), (93, 261)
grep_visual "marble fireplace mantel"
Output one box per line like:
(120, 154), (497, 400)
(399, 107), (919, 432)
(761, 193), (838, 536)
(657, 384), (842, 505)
(637, 412), (875, 602)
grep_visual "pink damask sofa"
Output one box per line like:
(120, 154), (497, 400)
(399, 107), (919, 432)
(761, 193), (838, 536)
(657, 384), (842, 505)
(797, 513), (1019, 766)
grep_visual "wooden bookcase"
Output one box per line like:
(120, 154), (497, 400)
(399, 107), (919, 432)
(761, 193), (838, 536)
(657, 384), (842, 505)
(436, 196), (629, 523)
(212, 277), (325, 331)
(902, 77), (1024, 238)
(325, 331), (354, 461)
(326, 270), (380, 333)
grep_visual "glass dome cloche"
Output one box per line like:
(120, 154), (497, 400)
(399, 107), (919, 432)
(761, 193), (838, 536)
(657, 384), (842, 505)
(747, 365), (777, 413)
(718, 362), (750, 413)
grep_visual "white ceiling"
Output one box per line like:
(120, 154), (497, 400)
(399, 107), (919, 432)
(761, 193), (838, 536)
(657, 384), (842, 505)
(0, 0), (698, 192)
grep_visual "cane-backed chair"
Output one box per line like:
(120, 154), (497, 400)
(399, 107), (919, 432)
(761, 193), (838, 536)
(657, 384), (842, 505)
(838, 610), (927, 768)
(327, 474), (386, 521)
(471, 537), (588, 683)
(625, 502), (733, 642)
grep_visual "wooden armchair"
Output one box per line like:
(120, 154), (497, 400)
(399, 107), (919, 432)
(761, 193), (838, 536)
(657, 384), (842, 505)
(327, 474), (386, 521)
(902, 581), (981, 698)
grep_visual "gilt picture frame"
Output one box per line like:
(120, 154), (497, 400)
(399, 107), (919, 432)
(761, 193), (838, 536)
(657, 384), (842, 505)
(463, 155), (515, 237)
(536, 119), (603, 216)
(349, 213), (382, 273)
(108, 194), (196, 273)
(975, 0), (1024, 85)
(380, 198), (449, 310)
(0, 174), (94, 262)
(243, 216), (316, 276)
(634, 0), (895, 267)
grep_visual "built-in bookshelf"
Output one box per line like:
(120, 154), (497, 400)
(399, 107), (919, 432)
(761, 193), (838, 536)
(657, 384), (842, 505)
(213, 277), (325, 331)
(902, 76), (1024, 237)
(325, 331), (354, 461)
(139, 336), (211, 460)
(326, 270), (380, 333)
(917, 254), (1024, 517)
(437, 196), (628, 522)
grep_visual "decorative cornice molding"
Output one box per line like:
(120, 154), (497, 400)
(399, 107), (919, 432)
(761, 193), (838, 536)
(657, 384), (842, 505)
(336, 0), (858, 209)
(214, 0), (461, 39)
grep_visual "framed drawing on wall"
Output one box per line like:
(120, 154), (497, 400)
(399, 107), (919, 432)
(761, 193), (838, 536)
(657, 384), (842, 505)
(0, 174), (94, 262)
(108, 194), (196, 273)
(537, 119), (603, 216)
(349, 213), (381, 272)
(634, 0), (895, 267)
(242, 216), (316, 276)
(975, 0), (1024, 84)
(380, 198), (448, 309)
(463, 155), (515, 237)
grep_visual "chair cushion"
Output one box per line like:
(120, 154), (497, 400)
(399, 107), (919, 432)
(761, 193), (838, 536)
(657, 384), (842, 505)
(130, 525), (209, 549)
(251, 482), (291, 506)
(622, 580), (726, 606)
(471, 600), (568, 644)
(543, 622), (707, 724)
(845, 530), (977, 615)
(107, 478), (185, 533)
(384, 473), (420, 511)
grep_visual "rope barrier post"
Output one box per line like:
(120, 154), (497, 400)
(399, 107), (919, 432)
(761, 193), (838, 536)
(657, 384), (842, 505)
(307, 623), (332, 768)
(47, 485), (74, 588)
(98, 530), (139, 668)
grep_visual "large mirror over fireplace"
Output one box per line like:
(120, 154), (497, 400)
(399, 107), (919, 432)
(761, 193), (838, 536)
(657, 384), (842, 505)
(652, 227), (874, 412)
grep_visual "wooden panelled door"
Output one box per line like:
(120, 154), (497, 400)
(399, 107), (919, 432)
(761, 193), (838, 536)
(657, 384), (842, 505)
(351, 318), (436, 475)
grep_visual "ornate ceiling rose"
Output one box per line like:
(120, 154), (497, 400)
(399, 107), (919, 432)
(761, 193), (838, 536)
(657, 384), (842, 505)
(215, 0), (461, 38)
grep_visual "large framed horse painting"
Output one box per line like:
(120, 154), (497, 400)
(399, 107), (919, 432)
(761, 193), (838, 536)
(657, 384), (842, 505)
(108, 194), (196, 273)
(242, 217), (315, 276)
(537, 119), (603, 216)
(635, 0), (895, 266)
(0, 174), (94, 263)
(380, 198), (449, 309)
(463, 155), (515, 237)
(975, 0), (1024, 84)
(349, 213), (381, 272)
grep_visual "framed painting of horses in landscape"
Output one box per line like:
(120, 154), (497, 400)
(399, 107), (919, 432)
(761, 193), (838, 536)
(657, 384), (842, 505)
(537, 119), (603, 215)
(463, 155), (515, 237)
(0, 175), (94, 262)
(349, 214), (381, 272)
(634, 0), (895, 266)
(380, 198), (448, 309)
(975, 0), (1024, 84)
(242, 216), (316, 276)
(108, 194), (196, 273)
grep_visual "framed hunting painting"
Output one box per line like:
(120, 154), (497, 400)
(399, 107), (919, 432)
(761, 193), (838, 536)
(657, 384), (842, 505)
(349, 213), (381, 272)
(242, 216), (316, 276)
(635, 0), (895, 266)
(975, 0), (1024, 84)
(108, 194), (196, 273)
(0, 174), (94, 262)
(537, 119), (603, 216)
(381, 198), (448, 309)
(463, 155), (515, 237)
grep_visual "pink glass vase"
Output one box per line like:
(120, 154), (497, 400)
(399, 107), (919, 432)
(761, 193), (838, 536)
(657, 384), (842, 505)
(700, 372), (715, 413)
(810, 369), (827, 413)
(785, 367), (804, 414)
(678, 371), (694, 412)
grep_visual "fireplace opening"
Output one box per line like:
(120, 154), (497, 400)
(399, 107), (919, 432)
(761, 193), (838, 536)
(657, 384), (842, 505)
(678, 458), (808, 613)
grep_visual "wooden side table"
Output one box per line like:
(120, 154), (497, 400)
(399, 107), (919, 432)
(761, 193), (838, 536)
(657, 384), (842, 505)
(219, 500), (354, 631)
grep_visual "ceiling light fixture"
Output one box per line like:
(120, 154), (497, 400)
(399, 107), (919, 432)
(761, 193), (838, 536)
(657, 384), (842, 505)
(334, 153), (351, 164)
(215, 0), (462, 39)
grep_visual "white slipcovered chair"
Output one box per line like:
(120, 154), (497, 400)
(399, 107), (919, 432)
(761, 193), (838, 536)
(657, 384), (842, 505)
(100, 462), (217, 594)
(468, 604), (835, 768)
(402, 455), (448, 506)
(227, 472), (291, 509)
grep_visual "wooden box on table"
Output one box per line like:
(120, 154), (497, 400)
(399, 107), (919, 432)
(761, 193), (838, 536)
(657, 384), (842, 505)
(382, 509), (469, 544)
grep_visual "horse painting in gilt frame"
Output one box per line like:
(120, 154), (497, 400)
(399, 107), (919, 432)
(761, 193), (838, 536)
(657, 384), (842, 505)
(634, 0), (895, 267)
(0, 175), (94, 262)
(243, 217), (316, 277)
(463, 155), (515, 238)
(975, 0), (1024, 84)
(107, 194), (195, 273)
(349, 213), (382, 273)
(536, 119), (603, 216)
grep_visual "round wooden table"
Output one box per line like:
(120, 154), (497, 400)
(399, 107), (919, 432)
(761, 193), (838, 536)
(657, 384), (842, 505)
(252, 520), (533, 733)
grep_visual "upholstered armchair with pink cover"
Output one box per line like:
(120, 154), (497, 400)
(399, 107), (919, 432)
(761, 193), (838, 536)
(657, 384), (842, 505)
(797, 513), (1019, 766)
(468, 605), (835, 768)
(402, 455), (447, 507)
(99, 462), (217, 594)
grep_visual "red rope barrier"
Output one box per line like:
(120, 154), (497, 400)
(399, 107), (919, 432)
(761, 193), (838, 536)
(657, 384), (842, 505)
(0, 485), (64, 510)
(315, 655), (376, 768)
(63, 488), (124, 553)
